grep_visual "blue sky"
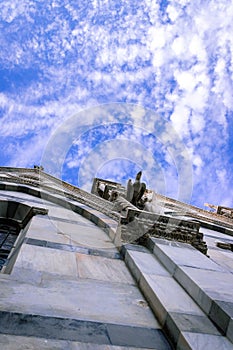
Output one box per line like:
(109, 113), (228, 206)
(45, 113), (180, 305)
(0, 0), (233, 209)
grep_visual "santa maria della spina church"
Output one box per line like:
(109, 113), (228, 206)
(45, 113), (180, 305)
(0, 166), (232, 350)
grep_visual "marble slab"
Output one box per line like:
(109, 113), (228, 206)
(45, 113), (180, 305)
(0, 277), (160, 329)
(177, 332), (233, 350)
(76, 253), (135, 284)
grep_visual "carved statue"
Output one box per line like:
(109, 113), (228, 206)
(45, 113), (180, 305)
(95, 172), (147, 209)
(126, 179), (134, 202)
(126, 171), (147, 209)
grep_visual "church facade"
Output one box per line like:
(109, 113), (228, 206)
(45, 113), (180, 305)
(0, 167), (232, 349)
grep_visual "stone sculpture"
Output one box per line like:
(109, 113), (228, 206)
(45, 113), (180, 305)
(126, 171), (147, 209)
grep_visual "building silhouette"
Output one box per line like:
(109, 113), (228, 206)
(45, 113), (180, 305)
(0, 167), (232, 349)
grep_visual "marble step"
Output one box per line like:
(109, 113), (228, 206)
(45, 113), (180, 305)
(146, 237), (233, 345)
(121, 244), (233, 350)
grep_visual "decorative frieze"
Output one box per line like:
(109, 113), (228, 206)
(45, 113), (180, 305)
(143, 218), (207, 255)
(120, 209), (208, 255)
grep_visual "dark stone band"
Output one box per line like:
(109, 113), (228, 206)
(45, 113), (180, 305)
(24, 237), (122, 260)
(0, 311), (170, 349)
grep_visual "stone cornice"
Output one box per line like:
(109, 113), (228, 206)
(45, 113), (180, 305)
(0, 168), (120, 222)
(0, 167), (230, 254)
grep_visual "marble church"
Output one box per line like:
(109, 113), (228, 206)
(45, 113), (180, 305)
(0, 166), (232, 349)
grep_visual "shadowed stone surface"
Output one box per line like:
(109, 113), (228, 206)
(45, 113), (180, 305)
(0, 334), (160, 350)
(164, 313), (220, 346)
(209, 300), (233, 336)
(0, 311), (109, 344)
(106, 324), (171, 349)
(0, 312), (169, 349)
(227, 318), (233, 343)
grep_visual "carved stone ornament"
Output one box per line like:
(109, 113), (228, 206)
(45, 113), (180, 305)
(91, 173), (208, 255)
(120, 210), (208, 255)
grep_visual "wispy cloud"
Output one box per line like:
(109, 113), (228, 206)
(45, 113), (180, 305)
(0, 0), (233, 208)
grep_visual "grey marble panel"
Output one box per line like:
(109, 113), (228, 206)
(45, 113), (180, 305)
(207, 249), (233, 273)
(176, 266), (233, 303)
(106, 324), (171, 349)
(174, 266), (212, 314)
(121, 244), (153, 256)
(50, 220), (116, 250)
(227, 318), (233, 344)
(76, 253), (135, 284)
(148, 239), (177, 275)
(177, 332), (233, 350)
(0, 334), (70, 350)
(25, 237), (121, 259)
(125, 249), (170, 283)
(209, 300), (233, 336)
(164, 312), (220, 346)
(12, 244), (78, 279)
(140, 274), (204, 319)
(0, 311), (168, 349)
(0, 278), (160, 329)
(0, 334), (159, 350)
(0, 334), (157, 350)
(150, 237), (224, 272)
(0, 311), (110, 345)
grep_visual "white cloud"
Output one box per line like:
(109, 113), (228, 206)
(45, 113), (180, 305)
(170, 104), (190, 137)
(190, 113), (205, 134)
(166, 5), (180, 22)
(148, 27), (166, 50)
(216, 169), (227, 185)
(0, 0), (233, 209)
(174, 70), (196, 92)
(172, 37), (185, 56)
(189, 35), (206, 61)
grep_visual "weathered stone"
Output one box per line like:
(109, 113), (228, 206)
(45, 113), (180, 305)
(106, 324), (170, 349)
(124, 249), (170, 283)
(164, 312), (220, 346)
(76, 253), (135, 284)
(12, 244), (78, 279)
(177, 332), (233, 350)
(0, 278), (160, 329)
